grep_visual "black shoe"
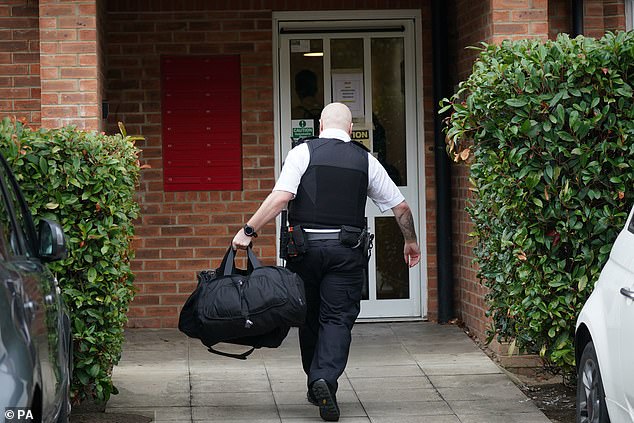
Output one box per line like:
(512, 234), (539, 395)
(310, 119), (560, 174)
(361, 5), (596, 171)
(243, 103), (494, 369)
(307, 389), (319, 406)
(311, 378), (340, 422)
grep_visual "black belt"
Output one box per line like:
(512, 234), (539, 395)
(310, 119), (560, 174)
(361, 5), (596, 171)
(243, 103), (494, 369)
(304, 232), (340, 241)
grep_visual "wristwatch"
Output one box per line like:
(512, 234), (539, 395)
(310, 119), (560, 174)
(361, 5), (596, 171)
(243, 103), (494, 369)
(243, 224), (258, 238)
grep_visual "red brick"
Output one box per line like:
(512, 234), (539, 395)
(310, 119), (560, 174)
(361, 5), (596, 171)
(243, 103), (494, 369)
(41, 5), (76, 17)
(161, 249), (194, 259)
(160, 294), (190, 305)
(13, 99), (39, 110)
(79, 104), (99, 117)
(0, 40), (28, 52)
(61, 67), (97, 78)
(529, 22), (549, 35)
(59, 16), (96, 29)
(60, 41), (97, 54)
(162, 271), (196, 282)
(131, 295), (161, 305)
(41, 79), (78, 92)
(40, 54), (77, 66)
(512, 10), (547, 21)
(41, 29), (77, 41)
(78, 4), (97, 15)
(41, 105), (79, 118)
(0, 63), (29, 74)
(143, 236), (179, 249)
(0, 87), (29, 98)
(61, 92), (98, 103)
(493, 22), (529, 34)
(79, 79), (98, 91)
(143, 282), (178, 294)
(12, 29), (38, 41)
(127, 318), (162, 328)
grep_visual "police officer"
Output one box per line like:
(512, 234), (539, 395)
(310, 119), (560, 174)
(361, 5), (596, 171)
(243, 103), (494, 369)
(232, 102), (420, 422)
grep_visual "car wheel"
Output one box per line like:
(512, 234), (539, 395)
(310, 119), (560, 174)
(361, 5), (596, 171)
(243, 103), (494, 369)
(576, 341), (611, 423)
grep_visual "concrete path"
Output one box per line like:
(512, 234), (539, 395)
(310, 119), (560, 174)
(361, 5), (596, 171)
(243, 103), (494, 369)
(107, 322), (553, 422)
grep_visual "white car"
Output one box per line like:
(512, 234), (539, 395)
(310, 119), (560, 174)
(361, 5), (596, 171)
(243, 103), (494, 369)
(576, 205), (634, 423)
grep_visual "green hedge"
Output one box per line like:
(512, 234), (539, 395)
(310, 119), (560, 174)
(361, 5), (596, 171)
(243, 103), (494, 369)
(442, 32), (634, 371)
(0, 118), (141, 403)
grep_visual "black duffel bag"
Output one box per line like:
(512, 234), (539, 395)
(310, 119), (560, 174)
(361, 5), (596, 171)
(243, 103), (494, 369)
(179, 246), (306, 359)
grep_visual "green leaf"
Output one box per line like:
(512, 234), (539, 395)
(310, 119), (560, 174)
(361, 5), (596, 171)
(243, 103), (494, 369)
(505, 98), (529, 107)
(578, 275), (588, 291)
(87, 267), (97, 283)
(556, 131), (575, 142)
(39, 156), (48, 173)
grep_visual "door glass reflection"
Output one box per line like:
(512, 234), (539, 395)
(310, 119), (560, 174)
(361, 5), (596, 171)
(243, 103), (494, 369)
(331, 39), (365, 122)
(290, 39), (324, 139)
(372, 38), (406, 186)
(375, 217), (409, 299)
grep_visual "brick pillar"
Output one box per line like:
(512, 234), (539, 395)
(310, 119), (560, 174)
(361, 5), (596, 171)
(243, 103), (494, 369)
(0, 1), (41, 126)
(39, 0), (102, 130)
(490, 0), (549, 44)
(603, 0), (626, 32)
(584, 0), (606, 37)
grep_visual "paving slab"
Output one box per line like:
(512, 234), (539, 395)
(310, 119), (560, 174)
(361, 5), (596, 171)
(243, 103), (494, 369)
(107, 322), (553, 422)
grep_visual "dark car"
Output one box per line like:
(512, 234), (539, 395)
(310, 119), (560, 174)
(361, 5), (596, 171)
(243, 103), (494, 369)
(0, 152), (72, 423)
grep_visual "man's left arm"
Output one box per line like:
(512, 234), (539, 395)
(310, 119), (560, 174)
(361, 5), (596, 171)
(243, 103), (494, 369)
(391, 201), (421, 268)
(232, 190), (294, 249)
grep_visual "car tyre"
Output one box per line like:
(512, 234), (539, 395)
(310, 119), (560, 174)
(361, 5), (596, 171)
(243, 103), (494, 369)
(576, 341), (611, 423)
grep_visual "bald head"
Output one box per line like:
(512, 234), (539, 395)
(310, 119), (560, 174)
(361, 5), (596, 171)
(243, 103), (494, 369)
(320, 102), (353, 134)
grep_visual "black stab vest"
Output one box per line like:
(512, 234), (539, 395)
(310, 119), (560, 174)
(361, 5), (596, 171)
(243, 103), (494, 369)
(289, 137), (368, 229)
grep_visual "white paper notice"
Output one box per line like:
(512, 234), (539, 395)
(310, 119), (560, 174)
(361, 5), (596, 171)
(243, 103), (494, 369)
(290, 40), (311, 53)
(332, 72), (364, 118)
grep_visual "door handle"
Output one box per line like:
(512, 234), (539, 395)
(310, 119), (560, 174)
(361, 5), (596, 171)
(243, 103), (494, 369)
(620, 287), (634, 300)
(23, 300), (38, 319)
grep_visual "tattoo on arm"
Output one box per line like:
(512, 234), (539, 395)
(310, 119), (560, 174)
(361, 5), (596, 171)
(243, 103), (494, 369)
(395, 207), (417, 242)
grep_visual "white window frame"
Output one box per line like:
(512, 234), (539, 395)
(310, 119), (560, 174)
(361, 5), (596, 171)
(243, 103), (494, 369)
(626, 0), (633, 31)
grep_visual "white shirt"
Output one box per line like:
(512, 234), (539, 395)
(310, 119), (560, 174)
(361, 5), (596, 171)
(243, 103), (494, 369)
(273, 128), (405, 213)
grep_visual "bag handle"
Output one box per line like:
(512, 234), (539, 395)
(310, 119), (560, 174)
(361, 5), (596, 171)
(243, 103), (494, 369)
(220, 246), (262, 276)
(207, 346), (256, 360)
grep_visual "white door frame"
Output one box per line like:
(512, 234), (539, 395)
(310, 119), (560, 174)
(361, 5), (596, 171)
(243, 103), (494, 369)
(272, 9), (428, 320)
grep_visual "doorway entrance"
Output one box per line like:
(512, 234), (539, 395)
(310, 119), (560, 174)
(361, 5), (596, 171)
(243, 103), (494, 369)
(274, 11), (426, 319)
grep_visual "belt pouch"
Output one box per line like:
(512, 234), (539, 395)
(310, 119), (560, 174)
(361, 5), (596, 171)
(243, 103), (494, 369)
(339, 225), (362, 247)
(290, 225), (308, 254)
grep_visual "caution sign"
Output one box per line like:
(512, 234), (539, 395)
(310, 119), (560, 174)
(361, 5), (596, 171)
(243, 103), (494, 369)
(291, 119), (314, 139)
(351, 129), (372, 150)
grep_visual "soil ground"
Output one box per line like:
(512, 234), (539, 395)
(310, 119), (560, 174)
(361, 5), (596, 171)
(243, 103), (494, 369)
(70, 412), (151, 423)
(518, 380), (576, 423)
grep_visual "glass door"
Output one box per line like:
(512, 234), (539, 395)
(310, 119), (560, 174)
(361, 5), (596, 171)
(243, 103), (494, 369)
(278, 19), (423, 318)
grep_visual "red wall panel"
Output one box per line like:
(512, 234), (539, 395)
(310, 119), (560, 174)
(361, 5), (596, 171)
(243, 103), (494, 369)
(161, 56), (242, 191)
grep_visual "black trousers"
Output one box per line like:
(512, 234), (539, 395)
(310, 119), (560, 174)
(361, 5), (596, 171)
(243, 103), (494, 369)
(286, 239), (365, 393)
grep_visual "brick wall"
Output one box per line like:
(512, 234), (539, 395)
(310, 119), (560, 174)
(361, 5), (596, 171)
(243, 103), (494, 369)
(549, 0), (571, 38)
(448, 0), (554, 341)
(604, 0), (626, 31)
(0, 0), (41, 126)
(447, 0), (493, 340)
(106, 0), (435, 328)
(491, 0), (549, 44)
(39, 0), (103, 130)
(584, 0), (606, 37)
